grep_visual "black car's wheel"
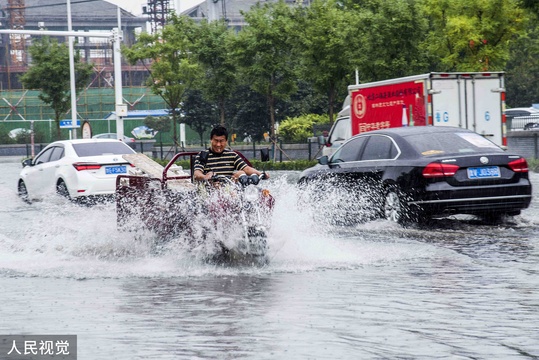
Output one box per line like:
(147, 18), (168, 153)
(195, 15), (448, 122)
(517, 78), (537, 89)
(384, 187), (428, 225)
(18, 180), (30, 203)
(384, 188), (404, 223)
(56, 180), (71, 200)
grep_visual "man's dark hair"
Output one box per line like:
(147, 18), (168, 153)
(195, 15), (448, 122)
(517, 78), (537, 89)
(210, 125), (228, 140)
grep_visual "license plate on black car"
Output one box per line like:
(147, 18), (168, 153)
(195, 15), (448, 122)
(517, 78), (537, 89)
(467, 166), (500, 179)
(105, 165), (127, 174)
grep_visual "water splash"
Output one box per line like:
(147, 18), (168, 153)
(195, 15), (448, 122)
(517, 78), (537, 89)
(0, 170), (440, 278)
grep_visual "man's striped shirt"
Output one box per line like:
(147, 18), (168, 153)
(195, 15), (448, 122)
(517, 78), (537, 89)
(194, 149), (247, 177)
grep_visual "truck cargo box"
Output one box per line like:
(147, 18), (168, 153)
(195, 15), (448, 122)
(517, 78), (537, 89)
(323, 72), (506, 157)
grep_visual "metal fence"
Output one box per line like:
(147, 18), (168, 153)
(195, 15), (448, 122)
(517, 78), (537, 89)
(508, 115), (539, 131)
(0, 117), (201, 145)
(1, 136), (325, 162)
(0, 87), (165, 122)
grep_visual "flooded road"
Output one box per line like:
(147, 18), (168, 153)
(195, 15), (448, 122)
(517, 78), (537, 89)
(1, 158), (538, 359)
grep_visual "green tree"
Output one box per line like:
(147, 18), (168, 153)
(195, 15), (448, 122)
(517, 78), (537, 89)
(231, 1), (298, 142)
(0, 125), (14, 144)
(182, 89), (218, 146)
(144, 115), (171, 146)
(192, 20), (238, 126)
(279, 114), (330, 143)
(20, 36), (92, 139)
(352, 0), (430, 80)
(505, 13), (539, 107)
(292, 0), (357, 123)
(227, 85), (269, 142)
(278, 80), (328, 118)
(144, 115), (172, 134)
(520, 0), (539, 16)
(123, 14), (200, 151)
(419, 0), (526, 71)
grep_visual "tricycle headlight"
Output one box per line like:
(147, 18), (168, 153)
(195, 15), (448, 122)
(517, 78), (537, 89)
(244, 186), (260, 202)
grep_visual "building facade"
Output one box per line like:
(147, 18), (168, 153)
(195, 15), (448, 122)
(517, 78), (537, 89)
(181, 0), (300, 31)
(0, 0), (148, 90)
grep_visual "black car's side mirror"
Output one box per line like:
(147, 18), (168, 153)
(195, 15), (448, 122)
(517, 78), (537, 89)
(318, 155), (329, 165)
(22, 158), (33, 168)
(260, 148), (270, 162)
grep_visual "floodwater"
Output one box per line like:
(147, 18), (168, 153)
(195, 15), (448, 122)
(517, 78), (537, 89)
(1, 157), (538, 359)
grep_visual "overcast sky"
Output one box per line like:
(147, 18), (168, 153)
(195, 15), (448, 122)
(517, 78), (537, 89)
(104, 0), (203, 16)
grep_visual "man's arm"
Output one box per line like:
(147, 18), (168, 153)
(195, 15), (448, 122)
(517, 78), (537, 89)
(233, 152), (269, 179)
(193, 151), (213, 181)
(194, 169), (213, 181)
(243, 166), (269, 179)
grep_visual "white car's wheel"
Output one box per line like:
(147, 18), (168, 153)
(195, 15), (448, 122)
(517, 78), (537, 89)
(56, 180), (71, 200)
(18, 180), (30, 203)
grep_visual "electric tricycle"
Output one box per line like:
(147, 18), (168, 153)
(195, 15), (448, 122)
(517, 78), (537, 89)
(115, 149), (273, 265)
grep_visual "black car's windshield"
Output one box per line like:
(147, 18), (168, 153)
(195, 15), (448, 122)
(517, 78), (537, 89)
(406, 132), (503, 156)
(73, 142), (135, 157)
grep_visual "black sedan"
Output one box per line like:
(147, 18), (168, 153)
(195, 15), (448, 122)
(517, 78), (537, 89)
(299, 126), (532, 224)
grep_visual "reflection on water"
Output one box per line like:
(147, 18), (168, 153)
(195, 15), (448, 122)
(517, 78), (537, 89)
(0, 162), (538, 359)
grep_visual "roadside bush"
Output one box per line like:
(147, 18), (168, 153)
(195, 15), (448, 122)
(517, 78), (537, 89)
(250, 159), (317, 170)
(0, 125), (14, 144)
(11, 129), (47, 144)
(278, 114), (329, 143)
(155, 158), (317, 171)
(13, 129), (32, 144)
(528, 158), (539, 172)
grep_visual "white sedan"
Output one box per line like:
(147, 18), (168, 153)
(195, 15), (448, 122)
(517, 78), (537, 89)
(17, 139), (136, 203)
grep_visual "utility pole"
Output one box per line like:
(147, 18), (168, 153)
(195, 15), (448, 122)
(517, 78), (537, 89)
(67, 0), (77, 139)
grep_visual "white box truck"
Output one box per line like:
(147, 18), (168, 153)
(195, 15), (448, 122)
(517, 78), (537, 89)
(323, 72), (507, 156)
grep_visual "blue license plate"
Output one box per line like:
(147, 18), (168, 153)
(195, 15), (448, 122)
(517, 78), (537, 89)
(105, 165), (127, 175)
(467, 166), (500, 179)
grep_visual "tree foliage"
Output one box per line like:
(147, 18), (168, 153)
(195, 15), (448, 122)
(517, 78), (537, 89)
(20, 36), (92, 139)
(277, 80), (328, 119)
(144, 115), (171, 134)
(191, 20), (237, 125)
(123, 14), (200, 148)
(505, 14), (539, 107)
(420, 0), (526, 71)
(352, 0), (430, 80)
(279, 114), (330, 143)
(519, 0), (539, 16)
(226, 85), (270, 142)
(231, 1), (298, 141)
(182, 89), (218, 146)
(292, 0), (357, 123)
(121, 0), (538, 143)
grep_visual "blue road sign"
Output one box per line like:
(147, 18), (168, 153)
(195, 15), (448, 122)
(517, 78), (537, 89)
(59, 119), (81, 128)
